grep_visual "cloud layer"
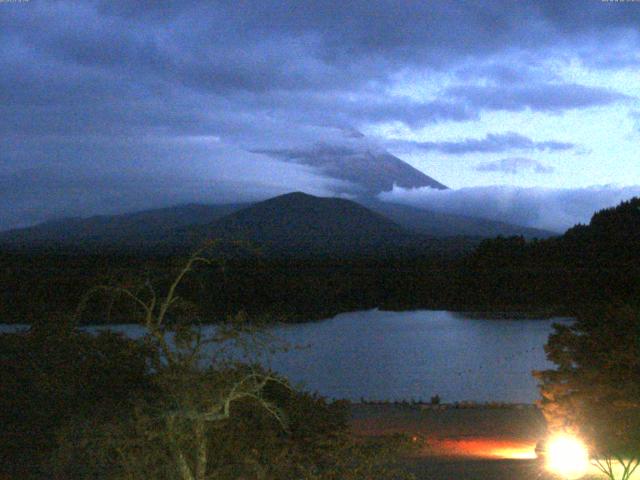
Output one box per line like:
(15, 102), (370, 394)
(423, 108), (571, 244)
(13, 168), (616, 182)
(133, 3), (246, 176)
(379, 185), (640, 233)
(1, 0), (639, 228)
(2, 0), (635, 143)
(411, 132), (575, 154)
(475, 158), (554, 175)
(0, 142), (345, 231)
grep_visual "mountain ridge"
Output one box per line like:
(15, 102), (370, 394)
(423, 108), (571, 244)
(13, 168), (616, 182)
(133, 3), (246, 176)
(0, 192), (556, 253)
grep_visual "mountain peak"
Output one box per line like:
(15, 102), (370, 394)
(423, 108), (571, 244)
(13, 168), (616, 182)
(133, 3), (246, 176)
(271, 191), (317, 201)
(255, 144), (447, 196)
(180, 192), (410, 256)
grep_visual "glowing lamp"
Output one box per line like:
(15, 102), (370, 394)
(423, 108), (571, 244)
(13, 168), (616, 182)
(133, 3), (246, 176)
(544, 434), (590, 479)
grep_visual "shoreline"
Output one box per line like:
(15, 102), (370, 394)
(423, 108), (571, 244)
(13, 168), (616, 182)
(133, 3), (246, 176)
(0, 304), (572, 326)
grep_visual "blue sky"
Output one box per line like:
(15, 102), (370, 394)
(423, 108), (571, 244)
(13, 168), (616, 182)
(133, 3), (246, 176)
(378, 59), (640, 189)
(1, 0), (639, 231)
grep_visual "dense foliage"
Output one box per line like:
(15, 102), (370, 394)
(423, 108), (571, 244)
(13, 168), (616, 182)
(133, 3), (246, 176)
(463, 197), (640, 309)
(534, 303), (640, 479)
(0, 250), (416, 479)
(52, 370), (414, 480)
(0, 319), (151, 478)
(0, 251), (466, 323)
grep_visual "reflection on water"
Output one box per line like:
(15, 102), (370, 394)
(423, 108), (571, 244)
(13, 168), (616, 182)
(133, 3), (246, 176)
(0, 309), (572, 403)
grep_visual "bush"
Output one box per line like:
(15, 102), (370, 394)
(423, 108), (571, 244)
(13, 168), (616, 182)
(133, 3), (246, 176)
(0, 317), (150, 478)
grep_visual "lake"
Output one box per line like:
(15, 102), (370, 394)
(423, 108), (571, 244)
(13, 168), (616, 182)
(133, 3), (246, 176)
(1, 310), (571, 404)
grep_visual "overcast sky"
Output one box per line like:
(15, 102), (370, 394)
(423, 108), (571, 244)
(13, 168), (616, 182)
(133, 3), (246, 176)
(1, 0), (639, 231)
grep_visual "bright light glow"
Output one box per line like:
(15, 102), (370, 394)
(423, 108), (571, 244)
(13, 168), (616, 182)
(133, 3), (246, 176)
(491, 444), (537, 460)
(545, 435), (590, 479)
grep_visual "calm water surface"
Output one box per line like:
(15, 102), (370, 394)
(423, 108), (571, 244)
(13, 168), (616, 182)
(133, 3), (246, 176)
(1, 310), (572, 403)
(266, 310), (571, 403)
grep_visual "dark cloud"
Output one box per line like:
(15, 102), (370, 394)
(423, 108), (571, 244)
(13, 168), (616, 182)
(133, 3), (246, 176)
(579, 45), (640, 71)
(412, 132), (574, 155)
(534, 0), (640, 33)
(89, 1), (640, 66)
(475, 157), (554, 175)
(0, 1), (632, 142)
(0, 0), (638, 227)
(446, 83), (629, 113)
(454, 62), (559, 85)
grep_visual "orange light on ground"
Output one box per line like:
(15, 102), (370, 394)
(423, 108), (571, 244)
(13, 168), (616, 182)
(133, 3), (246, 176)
(545, 435), (590, 479)
(435, 438), (537, 459)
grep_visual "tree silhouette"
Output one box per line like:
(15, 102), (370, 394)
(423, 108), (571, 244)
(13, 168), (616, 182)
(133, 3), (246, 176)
(534, 303), (640, 479)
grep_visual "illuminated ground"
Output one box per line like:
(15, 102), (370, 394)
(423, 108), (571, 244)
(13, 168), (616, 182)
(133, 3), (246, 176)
(349, 404), (610, 480)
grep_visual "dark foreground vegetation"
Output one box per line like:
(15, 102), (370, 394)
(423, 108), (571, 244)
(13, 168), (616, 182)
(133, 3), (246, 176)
(2, 199), (640, 479)
(0, 251), (418, 479)
(535, 301), (640, 480)
(2, 197), (640, 323)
